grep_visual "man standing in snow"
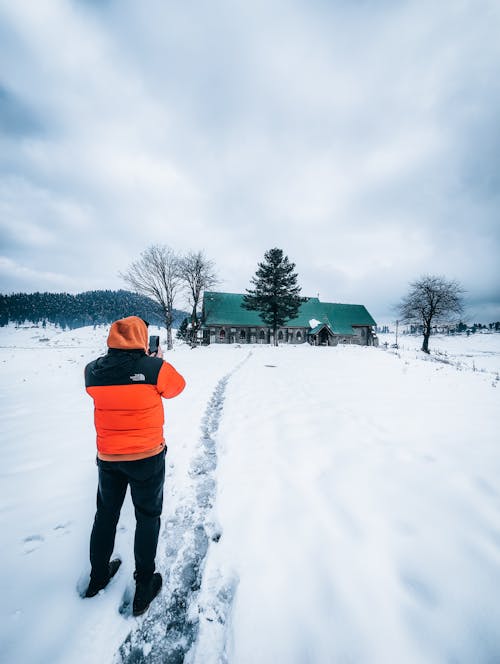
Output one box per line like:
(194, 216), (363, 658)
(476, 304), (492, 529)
(83, 316), (185, 616)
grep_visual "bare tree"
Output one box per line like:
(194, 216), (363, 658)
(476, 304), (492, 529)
(178, 250), (218, 343)
(120, 245), (181, 350)
(398, 275), (465, 353)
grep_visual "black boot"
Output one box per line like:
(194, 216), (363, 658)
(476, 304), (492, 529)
(85, 558), (122, 598)
(132, 572), (162, 616)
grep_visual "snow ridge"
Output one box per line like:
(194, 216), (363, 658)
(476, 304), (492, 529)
(116, 353), (251, 664)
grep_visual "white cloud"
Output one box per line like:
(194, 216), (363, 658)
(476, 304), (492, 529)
(0, 0), (499, 320)
(0, 256), (79, 291)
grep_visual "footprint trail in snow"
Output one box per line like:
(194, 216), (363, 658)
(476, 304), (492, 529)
(116, 354), (250, 664)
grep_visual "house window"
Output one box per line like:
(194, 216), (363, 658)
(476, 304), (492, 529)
(296, 331), (302, 341)
(219, 329), (226, 341)
(240, 329), (246, 339)
(259, 330), (266, 340)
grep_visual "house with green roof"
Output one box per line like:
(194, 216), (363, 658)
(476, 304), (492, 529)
(201, 292), (378, 346)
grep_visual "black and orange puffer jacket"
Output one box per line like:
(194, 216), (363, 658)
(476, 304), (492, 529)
(85, 316), (186, 461)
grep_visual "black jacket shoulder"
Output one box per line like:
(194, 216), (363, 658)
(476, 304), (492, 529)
(85, 350), (164, 387)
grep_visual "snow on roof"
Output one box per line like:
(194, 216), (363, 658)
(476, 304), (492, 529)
(309, 318), (322, 328)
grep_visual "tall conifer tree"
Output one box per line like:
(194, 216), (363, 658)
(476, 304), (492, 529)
(243, 248), (303, 345)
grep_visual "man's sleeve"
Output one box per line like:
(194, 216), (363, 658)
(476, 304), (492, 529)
(157, 361), (186, 399)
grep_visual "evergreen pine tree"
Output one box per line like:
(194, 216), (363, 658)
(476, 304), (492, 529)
(243, 248), (303, 346)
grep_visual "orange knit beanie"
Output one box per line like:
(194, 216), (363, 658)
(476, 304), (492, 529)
(107, 316), (148, 352)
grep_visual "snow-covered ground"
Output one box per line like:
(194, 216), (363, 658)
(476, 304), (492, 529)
(1, 325), (499, 663)
(378, 330), (500, 375)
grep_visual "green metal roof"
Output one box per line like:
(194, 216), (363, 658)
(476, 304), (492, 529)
(202, 292), (376, 333)
(202, 292), (267, 326)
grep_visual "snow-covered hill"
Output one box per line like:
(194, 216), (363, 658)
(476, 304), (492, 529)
(1, 325), (499, 663)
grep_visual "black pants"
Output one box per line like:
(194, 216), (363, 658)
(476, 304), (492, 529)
(89, 450), (166, 584)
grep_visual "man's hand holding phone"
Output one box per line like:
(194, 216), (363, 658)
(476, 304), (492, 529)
(148, 335), (163, 359)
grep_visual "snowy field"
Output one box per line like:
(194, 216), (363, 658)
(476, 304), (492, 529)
(1, 324), (499, 664)
(379, 330), (500, 375)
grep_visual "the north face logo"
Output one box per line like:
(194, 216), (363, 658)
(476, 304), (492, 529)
(130, 373), (146, 382)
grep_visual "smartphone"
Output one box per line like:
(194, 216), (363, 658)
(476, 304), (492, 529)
(148, 335), (160, 355)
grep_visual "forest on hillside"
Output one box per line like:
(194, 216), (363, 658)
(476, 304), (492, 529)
(0, 290), (187, 330)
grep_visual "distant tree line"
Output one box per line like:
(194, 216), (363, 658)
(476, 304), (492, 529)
(385, 321), (500, 335)
(463, 322), (500, 333)
(406, 321), (500, 334)
(0, 290), (187, 330)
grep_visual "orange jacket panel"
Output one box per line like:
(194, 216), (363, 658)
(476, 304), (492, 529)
(85, 353), (185, 459)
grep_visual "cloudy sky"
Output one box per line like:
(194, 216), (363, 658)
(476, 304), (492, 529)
(1, 0), (499, 322)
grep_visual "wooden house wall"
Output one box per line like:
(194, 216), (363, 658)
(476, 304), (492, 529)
(204, 325), (376, 346)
